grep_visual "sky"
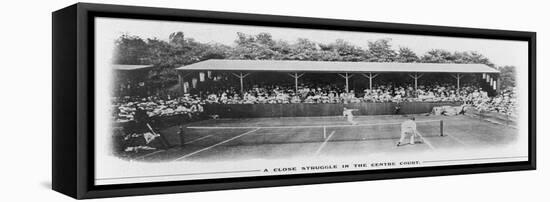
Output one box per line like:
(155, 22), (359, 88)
(95, 17), (528, 70)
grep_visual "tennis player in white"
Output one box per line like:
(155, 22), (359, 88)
(343, 107), (359, 125)
(397, 117), (422, 146)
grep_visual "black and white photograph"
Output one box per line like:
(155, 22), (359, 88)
(93, 16), (530, 186)
(4, 0), (550, 201)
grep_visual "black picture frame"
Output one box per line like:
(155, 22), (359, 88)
(52, 3), (536, 199)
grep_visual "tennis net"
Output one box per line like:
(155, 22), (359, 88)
(181, 120), (444, 146)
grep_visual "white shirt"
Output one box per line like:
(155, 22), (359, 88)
(401, 120), (417, 133)
(343, 109), (354, 117)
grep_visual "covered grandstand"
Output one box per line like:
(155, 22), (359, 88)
(175, 59), (500, 95)
(113, 64), (154, 97)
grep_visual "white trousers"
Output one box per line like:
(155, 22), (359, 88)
(399, 130), (417, 144)
(347, 115), (357, 124)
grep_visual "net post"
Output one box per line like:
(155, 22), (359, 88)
(178, 125), (185, 147)
(440, 120), (444, 136)
(323, 126), (327, 139)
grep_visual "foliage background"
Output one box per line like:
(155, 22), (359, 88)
(114, 32), (516, 91)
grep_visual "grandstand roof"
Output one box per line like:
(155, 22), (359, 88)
(176, 59), (499, 73)
(113, 64), (154, 71)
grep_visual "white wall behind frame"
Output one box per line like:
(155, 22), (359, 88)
(0, 0), (546, 201)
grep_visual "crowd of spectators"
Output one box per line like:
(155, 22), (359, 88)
(113, 94), (204, 123)
(201, 82), (490, 104)
(469, 88), (517, 116)
(111, 82), (518, 122)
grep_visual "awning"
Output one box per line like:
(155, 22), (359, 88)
(113, 64), (154, 71)
(176, 59), (499, 73)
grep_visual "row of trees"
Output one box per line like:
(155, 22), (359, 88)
(113, 32), (516, 90)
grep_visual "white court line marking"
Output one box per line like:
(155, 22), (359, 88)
(134, 149), (165, 160)
(188, 120), (440, 129)
(315, 131), (335, 155)
(173, 128), (260, 162)
(185, 135), (213, 144)
(446, 133), (467, 146)
(416, 132), (435, 150)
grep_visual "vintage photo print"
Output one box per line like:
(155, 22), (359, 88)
(94, 17), (529, 185)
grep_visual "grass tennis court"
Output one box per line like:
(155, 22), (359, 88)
(132, 114), (518, 162)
